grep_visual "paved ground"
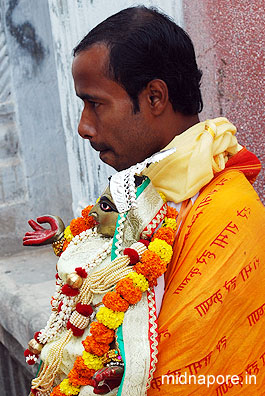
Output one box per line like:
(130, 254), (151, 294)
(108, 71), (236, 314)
(0, 246), (58, 369)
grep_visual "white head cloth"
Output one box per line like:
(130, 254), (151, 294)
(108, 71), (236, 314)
(109, 148), (176, 213)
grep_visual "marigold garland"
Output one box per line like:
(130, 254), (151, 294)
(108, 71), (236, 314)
(102, 291), (129, 312)
(90, 322), (115, 344)
(82, 336), (109, 356)
(68, 356), (95, 386)
(62, 239), (70, 252)
(151, 227), (175, 245)
(68, 371), (94, 387)
(65, 204), (97, 242)
(60, 379), (80, 395)
(163, 217), (177, 231)
(96, 307), (124, 330)
(148, 238), (173, 264)
(116, 278), (142, 305)
(126, 272), (149, 292)
(47, 203), (178, 396)
(70, 217), (88, 237)
(134, 250), (166, 287)
(166, 206), (178, 219)
(81, 205), (93, 221)
(64, 226), (73, 242)
(82, 351), (104, 370)
(50, 385), (64, 396)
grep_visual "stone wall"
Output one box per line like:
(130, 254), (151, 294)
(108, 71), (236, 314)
(184, 0), (265, 202)
(0, 0), (73, 255)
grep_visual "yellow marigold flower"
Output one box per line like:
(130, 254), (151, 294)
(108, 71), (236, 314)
(64, 226), (73, 242)
(60, 379), (80, 395)
(148, 238), (173, 264)
(163, 217), (177, 231)
(127, 272), (149, 292)
(158, 191), (167, 203)
(96, 307), (124, 330)
(82, 351), (104, 370)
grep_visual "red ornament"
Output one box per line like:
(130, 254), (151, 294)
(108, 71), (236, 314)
(138, 239), (150, 247)
(55, 273), (61, 280)
(58, 301), (63, 312)
(123, 248), (139, 265)
(27, 357), (36, 366)
(67, 320), (85, 337)
(76, 303), (93, 317)
(75, 267), (88, 278)
(24, 349), (31, 357)
(34, 332), (41, 342)
(61, 284), (79, 297)
(24, 349), (38, 365)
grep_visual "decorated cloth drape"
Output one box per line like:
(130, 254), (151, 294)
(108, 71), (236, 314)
(145, 117), (244, 203)
(147, 166), (265, 395)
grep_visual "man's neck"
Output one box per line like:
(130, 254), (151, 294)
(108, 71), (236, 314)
(160, 112), (200, 149)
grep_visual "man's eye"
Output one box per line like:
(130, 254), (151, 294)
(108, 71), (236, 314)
(89, 101), (100, 109)
(100, 202), (112, 212)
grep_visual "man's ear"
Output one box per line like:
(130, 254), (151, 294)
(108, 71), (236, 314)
(145, 79), (169, 115)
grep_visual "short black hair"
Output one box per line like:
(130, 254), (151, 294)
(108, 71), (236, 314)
(73, 6), (203, 115)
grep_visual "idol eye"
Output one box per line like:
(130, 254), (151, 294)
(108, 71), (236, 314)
(100, 202), (113, 212)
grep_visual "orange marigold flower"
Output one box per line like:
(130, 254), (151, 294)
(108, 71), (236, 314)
(102, 291), (129, 312)
(81, 205), (97, 228)
(90, 322), (115, 344)
(68, 357), (95, 386)
(72, 356), (89, 372)
(135, 250), (167, 287)
(50, 385), (64, 396)
(84, 216), (97, 229)
(70, 217), (88, 236)
(167, 206), (178, 219)
(151, 227), (175, 246)
(68, 373), (93, 387)
(82, 335), (109, 356)
(116, 278), (142, 305)
(81, 205), (93, 219)
(62, 239), (70, 252)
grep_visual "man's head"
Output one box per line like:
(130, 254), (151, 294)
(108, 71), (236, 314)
(72, 6), (202, 170)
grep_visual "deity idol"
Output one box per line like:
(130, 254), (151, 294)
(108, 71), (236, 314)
(23, 149), (178, 396)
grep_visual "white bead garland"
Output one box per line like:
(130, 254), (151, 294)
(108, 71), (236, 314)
(37, 230), (113, 345)
(69, 311), (90, 329)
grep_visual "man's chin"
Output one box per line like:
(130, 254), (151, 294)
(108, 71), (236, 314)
(99, 150), (117, 169)
(99, 150), (131, 171)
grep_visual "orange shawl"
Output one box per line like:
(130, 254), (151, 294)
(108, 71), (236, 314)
(148, 149), (265, 395)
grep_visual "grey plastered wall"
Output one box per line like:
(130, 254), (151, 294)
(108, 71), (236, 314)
(0, 0), (73, 255)
(0, 0), (184, 255)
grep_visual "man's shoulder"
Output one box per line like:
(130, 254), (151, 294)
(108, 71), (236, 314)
(197, 169), (263, 212)
(178, 169), (265, 251)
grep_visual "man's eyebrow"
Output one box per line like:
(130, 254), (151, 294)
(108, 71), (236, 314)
(76, 92), (100, 101)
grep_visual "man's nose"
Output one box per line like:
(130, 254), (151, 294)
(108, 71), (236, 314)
(78, 109), (97, 139)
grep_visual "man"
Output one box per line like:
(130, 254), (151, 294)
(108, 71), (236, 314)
(73, 7), (202, 172)
(71, 6), (265, 395)
(27, 6), (265, 395)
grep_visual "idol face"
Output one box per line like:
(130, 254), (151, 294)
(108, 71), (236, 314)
(89, 185), (119, 237)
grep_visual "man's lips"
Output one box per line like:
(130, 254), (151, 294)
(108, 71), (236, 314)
(90, 142), (110, 153)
